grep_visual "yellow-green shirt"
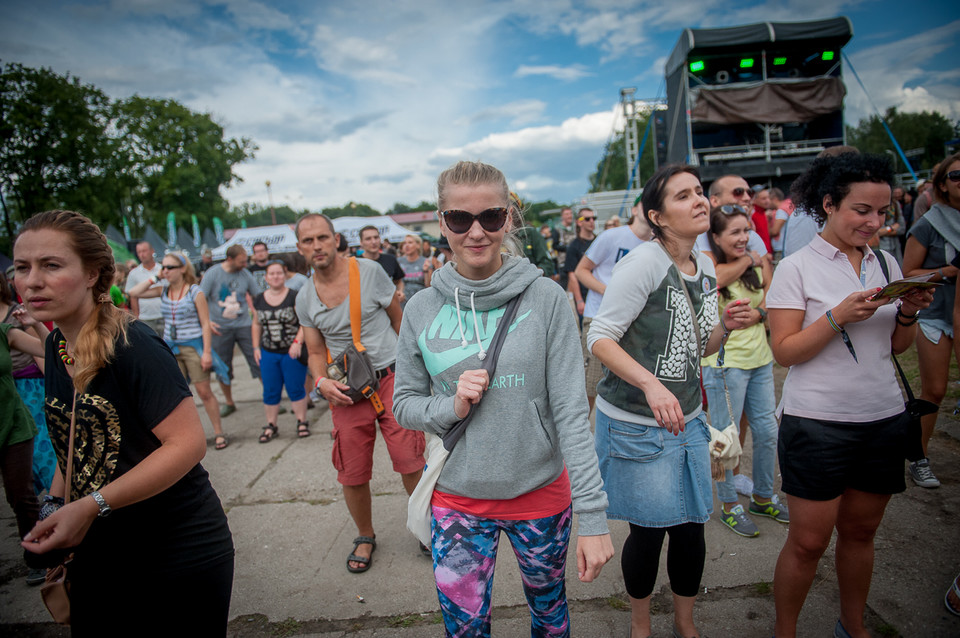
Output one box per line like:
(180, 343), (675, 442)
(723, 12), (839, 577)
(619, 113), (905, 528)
(702, 267), (773, 369)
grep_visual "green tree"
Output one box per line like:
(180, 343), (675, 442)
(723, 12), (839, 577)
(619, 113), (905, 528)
(589, 110), (655, 192)
(226, 202), (303, 227)
(385, 200), (435, 215)
(112, 96), (256, 231)
(0, 62), (118, 242)
(846, 107), (957, 171)
(323, 202), (381, 218)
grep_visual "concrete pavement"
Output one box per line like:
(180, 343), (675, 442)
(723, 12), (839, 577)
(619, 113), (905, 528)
(1, 353), (958, 637)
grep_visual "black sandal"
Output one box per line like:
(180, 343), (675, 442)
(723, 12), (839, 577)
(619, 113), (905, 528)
(259, 423), (278, 443)
(346, 535), (376, 573)
(297, 420), (311, 438)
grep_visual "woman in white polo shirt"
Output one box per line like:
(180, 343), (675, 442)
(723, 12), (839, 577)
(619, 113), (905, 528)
(766, 152), (934, 638)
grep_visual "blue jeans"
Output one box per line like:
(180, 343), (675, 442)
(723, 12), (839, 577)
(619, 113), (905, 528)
(701, 363), (778, 504)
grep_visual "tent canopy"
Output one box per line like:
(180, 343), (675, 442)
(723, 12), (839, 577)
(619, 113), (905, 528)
(332, 216), (411, 247)
(210, 224), (298, 261)
(209, 217), (416, 260)
(666, 17), (853, 76)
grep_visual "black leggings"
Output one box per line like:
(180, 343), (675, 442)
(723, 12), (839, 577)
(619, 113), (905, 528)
(621, 522), (705, 599)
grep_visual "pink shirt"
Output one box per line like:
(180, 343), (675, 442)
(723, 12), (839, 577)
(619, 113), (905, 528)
(766, 235), (905, 423)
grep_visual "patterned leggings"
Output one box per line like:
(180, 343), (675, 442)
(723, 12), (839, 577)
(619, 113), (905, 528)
(431, 505), (572, 638)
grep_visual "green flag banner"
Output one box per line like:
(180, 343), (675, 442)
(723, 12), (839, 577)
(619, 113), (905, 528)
(191, 214), (201, 247)
(166, 212), (176, 247)
(213, 217), (225, 244)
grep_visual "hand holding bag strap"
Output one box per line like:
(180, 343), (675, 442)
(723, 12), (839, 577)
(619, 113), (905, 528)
(441, 291), (525, 451)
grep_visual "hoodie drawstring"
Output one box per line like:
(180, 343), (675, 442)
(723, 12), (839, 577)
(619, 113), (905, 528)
(453, 287), (487, 360)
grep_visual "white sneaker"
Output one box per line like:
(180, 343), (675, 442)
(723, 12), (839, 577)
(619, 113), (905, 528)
(733, 473), (754, 496)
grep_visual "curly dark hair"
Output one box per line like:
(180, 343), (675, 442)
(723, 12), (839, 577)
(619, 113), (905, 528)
(789, 153), (894, 225)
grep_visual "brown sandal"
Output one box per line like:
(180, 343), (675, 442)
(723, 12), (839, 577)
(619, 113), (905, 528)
(214, 435), (229, 450)
(297, 420), (311, 438)
(259, 423), (278, 443)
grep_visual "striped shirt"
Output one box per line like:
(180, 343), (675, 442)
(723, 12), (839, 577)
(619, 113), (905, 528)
(161, 284), (204, 342)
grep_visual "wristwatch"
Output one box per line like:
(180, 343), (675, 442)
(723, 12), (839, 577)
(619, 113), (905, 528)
(757, 308), (768, 322)
(90, 490), (112, 517)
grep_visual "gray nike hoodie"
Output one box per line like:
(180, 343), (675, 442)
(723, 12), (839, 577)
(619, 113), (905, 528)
(393, 254), (609, 536)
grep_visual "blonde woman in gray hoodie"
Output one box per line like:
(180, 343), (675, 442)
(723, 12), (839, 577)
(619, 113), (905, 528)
(393, 161), (614, 637)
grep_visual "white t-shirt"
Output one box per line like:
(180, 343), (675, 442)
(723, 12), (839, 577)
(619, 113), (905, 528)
(695, 229), (767, 256)
(766, 235), (904, 422)
(771, 208), (789, 252)
(582, 225), (645, 318)
(125, 263), (163, 320)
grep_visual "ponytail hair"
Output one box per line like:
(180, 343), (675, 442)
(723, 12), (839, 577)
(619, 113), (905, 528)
(20, 210), (132, 392)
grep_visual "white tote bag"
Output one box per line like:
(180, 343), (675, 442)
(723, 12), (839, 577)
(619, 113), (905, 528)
(406, 433), (449, 546)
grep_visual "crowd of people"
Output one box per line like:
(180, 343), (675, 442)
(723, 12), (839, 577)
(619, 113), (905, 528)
(2, 149), (958, 636)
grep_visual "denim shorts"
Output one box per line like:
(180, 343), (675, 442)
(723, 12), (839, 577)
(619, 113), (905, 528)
(595, 410), (713, 527)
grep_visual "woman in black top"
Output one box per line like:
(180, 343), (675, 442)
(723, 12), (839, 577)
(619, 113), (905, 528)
(16, 210), (234, 637)
(252, 260), (310, 440)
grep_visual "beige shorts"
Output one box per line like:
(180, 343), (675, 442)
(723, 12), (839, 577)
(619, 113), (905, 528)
(580, 317), (604, 398)
(176, 345), (210, 384)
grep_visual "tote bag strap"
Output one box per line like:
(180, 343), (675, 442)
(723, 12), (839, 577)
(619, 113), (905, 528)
(441, 291), (525, 451)
(326, 256), (365, 365)
(64, 391), (78, 504)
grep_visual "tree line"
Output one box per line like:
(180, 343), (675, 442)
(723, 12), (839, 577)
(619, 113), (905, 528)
(0, 62), (256, 253)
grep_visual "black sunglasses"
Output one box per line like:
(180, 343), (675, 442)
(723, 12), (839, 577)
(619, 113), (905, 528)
(719, 204), (748, 216)
(947, 170), (960, 183)
(161, 264), (182, 270)
(440, 208), (509, 234)
(579, 215), (597, 222)
(731, 187), (748, 198)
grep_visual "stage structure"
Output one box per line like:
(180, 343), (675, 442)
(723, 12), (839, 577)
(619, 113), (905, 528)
(660, 17), (853, 183)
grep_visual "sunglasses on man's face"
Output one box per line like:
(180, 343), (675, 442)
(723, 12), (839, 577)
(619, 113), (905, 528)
(947, 170), (960, 183)
(719, 204), (748, 216)
(440, 208), (509, 234)
(579, 215), (597, 222)
(730, 187), (748, 198)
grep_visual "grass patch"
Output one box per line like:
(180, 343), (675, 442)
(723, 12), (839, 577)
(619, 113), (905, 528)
(272, 618), (302, 637)
(606, 595), (630, 611)
(752, 581), (772, 595)
(388, 614), (420, 628)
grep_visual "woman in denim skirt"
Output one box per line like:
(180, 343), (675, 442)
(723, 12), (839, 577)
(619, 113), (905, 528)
(588, 165), (753, 638)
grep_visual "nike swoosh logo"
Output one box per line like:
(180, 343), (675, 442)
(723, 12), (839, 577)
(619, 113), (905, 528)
(418, 307), (531, 376)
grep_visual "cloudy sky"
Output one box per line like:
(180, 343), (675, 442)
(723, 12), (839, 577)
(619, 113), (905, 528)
(2, 1), (958, 212)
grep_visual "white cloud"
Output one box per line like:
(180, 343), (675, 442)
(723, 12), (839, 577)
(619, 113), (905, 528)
(461, 100), (548, 126)
(515, 64), (591, 81)
(846, 19), (960, 122)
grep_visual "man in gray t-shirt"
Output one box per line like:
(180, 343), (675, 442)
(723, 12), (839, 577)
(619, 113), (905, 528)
(294, 213), (424, 573)
(200, 244), (262, 416)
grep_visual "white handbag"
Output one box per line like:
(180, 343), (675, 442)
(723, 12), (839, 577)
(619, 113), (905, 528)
(406, 433), (449, 546)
